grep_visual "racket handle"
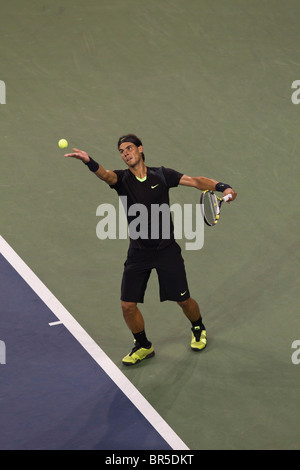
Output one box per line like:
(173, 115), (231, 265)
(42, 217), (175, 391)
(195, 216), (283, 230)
(223, 194), (232, 202)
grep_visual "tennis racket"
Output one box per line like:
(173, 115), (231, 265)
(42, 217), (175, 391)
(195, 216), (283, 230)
(200, 190), (232, 226)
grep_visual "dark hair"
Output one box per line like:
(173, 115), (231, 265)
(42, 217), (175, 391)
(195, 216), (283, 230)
(117, 134), (145, 161)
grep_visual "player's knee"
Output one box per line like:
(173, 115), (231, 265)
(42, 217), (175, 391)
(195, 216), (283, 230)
(177, 297), (191, 308)
(121, 301), (137, 317)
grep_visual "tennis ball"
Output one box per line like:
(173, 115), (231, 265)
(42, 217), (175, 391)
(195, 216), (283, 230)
(58, 139), (68, 149)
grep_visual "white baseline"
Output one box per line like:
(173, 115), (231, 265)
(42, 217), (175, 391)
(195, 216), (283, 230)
(0, 235), (188, 450)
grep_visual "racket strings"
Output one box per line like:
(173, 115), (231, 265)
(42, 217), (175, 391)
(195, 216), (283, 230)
(203, 191), (219, 225)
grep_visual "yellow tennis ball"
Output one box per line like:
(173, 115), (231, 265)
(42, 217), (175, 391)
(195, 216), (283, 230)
(58, 139), (68, 149)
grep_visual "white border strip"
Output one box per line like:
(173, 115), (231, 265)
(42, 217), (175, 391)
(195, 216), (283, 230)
(0, 235), (189, 451)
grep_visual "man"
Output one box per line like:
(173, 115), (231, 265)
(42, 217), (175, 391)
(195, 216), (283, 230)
(65, 134), (237, 366)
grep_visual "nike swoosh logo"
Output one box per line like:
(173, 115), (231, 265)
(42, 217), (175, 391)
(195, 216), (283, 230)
(151, 184), (159, 189)
(181, 290), (187, 296)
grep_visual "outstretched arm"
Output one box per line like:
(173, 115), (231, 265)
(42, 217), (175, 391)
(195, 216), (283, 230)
(64, 148), (117, 186)
(179, 174), (237, 202)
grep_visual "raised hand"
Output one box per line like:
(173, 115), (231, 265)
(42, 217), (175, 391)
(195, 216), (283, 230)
(64, 148), (90, 164)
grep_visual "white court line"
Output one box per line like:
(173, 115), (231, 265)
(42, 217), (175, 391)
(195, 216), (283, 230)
(0, 235), (189, 451)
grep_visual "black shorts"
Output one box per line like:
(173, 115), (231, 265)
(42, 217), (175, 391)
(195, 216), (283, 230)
(121, 242), (190, 303)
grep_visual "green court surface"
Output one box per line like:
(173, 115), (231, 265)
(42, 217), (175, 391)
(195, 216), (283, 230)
(1, 0), (300, 450)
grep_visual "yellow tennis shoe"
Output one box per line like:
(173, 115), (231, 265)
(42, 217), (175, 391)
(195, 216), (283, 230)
(122, 341), (155, 366)
(191, 326), (207, 351)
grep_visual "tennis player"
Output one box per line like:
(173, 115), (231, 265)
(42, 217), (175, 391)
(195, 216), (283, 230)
(65, 134), (237, 365)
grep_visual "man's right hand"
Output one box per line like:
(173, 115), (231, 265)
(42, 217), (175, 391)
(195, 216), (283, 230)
(64, 148), (90, 164)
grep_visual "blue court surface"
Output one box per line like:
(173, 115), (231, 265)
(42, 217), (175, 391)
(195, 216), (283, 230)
(0, 236), (187, 451)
